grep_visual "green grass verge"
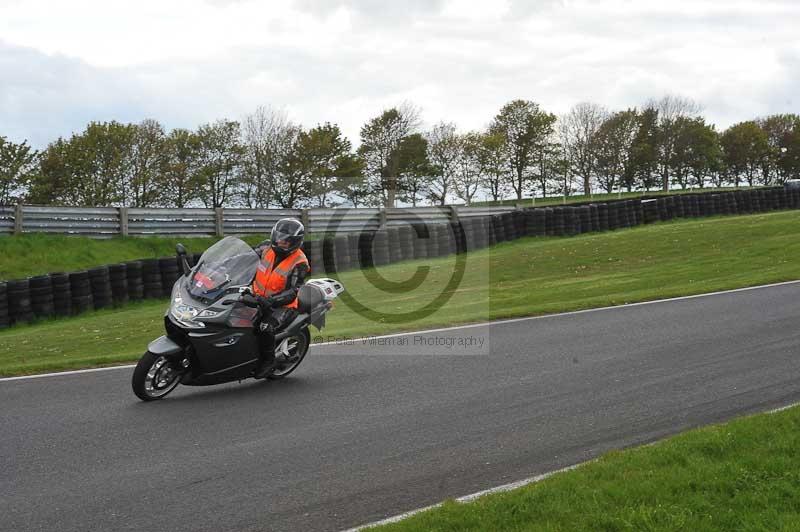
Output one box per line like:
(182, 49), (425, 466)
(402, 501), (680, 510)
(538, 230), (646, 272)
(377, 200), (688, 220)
(1, 210), (799, 376)
(471, 186), (758, 207)
(366, 404), (800, 531)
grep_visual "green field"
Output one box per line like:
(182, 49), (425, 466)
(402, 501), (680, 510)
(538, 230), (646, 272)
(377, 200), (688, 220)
(367, 404), (800, 531)
(1, 210), (799, 376)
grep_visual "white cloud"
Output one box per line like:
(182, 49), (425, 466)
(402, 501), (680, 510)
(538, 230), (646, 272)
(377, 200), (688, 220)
(1, 0), (798, 147)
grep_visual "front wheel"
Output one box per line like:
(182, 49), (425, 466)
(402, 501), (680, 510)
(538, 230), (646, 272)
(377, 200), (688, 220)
(132, 351), (182, 401)
(268, 328), (310, 380)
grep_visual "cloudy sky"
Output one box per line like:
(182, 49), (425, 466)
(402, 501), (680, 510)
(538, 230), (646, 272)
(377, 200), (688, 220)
(1, 0), (798, 147)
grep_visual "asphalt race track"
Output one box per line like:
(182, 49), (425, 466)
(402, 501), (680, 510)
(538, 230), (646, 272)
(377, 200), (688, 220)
(2, 283), (800, 531)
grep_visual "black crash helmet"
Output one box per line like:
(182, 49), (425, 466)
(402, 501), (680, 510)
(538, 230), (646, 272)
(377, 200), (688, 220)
(270, 218), (305, 253)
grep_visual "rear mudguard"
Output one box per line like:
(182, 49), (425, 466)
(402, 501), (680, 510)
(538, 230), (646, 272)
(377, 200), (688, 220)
(147, 335), (184, 357)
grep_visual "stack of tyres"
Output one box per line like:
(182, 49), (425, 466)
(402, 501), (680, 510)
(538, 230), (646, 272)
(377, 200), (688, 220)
(597, 204), (609, 231)
(511, 211), (526, 240)
(0, 282), (8, 329)
(755, 189), (766, 211)
(775, 187), (788, 210)
(89, 266), (113, 309)
(471, 218), (488, 250)
(457, 219), (473, 252)
(501, 212), (516, 241)
(762, 189), (774, 211)
(791, 189), (800, 209)
(607, 203), (620, 230)
(141, 259), (163, 299)
(108, 264), (129, 306)
(482, 217), (496, 246)
(656, 198), (668, 222)
(159, 257), (180, 297)
(421, 224), (438, 258)
(560, 208), (574, 236)
(716, 194), (727, 215)
(578, 206), (591, 233)
(491, 215), (506, 243)
(51, 272), (72, 316)
(29, 275), (54, 319)
(543, 208), (554, 236)
(436, 224), (452, 257)
(589, 205), (600, 232)
(691, 195), (701, 217)
(696, 195), (707, 216)
(619, 202), (631, 228)
(374, 230), (391, 266)
(302, 241), (324, 272)
(347, 234), (362, 267)
(550, 207), (565, 235)
(680, 195), (692, 217)
(525, 209), (546, 237)
(125, 261), (144, 301)
(449, 222), (465, 254)
(457, 221), (471, 253)
(69, 271), (93, 314)
(397, 225), (415, 260)
(642, 200), (658, 224)
(387, 227), (403, 264)
(8, 279), (34, 325)
(674, 196), (686, 218)
(335, 235), (352, 271)
(410, 224), (429, 260)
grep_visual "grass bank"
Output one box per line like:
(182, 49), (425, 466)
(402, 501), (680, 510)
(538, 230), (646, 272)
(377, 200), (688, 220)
(1, 210), (799, 376)
(367, 404), (800, 531)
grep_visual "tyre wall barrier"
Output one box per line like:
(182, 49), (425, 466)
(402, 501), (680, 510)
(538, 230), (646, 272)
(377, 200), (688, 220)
(1, 186), (797, 329)
(0, 282), (8, 329)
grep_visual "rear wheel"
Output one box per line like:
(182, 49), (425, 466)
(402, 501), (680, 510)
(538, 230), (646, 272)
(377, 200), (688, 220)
(268, 328), (310, 380)
(132, 351), (182, 401)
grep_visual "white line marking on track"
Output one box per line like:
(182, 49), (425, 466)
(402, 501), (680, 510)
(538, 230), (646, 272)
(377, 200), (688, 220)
(2, 279), (798, 383)
(340, 463), (588, 531)
(342, 399), (800, 531)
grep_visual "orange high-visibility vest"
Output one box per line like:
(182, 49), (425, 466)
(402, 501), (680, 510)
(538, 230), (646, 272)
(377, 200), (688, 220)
(251, 248), (309, 309)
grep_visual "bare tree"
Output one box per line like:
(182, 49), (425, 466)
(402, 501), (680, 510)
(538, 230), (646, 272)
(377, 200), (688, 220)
(559, 102), (607, 195)
(645, 95), (702, 191)
(241, 106), (295, 208)
(426, 121), (461, 205)
(358, 102), (421, 207)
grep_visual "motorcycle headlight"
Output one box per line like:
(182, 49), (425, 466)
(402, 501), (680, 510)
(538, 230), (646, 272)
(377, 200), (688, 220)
(170, 297), (204, 328)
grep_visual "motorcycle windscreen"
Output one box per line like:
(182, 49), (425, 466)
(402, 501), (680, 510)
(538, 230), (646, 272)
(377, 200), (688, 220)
(188, 236), (259, 302)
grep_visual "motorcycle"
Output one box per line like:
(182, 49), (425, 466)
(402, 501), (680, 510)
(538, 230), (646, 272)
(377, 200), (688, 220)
(132, 236), (344, 401)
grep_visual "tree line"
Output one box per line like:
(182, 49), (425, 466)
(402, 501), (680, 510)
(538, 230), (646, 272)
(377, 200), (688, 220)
(1, 96), (799, 208)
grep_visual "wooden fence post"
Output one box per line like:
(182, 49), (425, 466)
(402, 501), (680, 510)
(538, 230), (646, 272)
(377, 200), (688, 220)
(119, 207), (129, 237)
(14, 203), (23, 235)
(215, 207), (224, 237)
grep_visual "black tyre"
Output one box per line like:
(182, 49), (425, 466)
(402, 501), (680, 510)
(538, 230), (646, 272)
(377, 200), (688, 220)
(132, 351), (182, 401)
(268, 328), (310, 380)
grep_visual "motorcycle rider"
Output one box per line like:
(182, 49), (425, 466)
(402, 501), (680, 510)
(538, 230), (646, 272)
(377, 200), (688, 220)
(245, 218), (310, 379)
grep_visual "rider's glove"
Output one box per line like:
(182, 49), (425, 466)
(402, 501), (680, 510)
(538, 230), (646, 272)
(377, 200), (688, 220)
(256, 295), (276, 311)
(240, 293), (260, 308)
